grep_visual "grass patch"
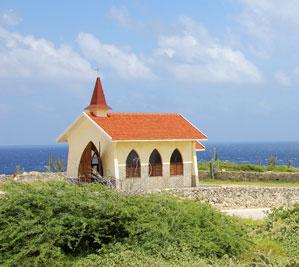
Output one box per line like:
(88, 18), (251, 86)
(200, 178), (299, 187)
(266, 205), (299, 258)
(198, 160), (299, 173)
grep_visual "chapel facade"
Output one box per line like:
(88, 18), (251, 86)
(57, 78), (207, 191)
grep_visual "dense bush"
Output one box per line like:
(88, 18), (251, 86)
(266, 204), (299, 259)
(0, 181), (249, 266)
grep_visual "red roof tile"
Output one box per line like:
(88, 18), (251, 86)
(85, 77), (112, 111)
(195, 142), (205, 151)
(86, 112), (208, 141)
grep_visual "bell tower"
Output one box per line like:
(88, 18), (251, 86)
(85, 77), (112, 117)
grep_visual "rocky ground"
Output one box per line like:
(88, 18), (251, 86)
(0, 171), (66, 183)
(222, 208), (271, 219)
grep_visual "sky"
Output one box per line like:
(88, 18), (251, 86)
(1, 0), (299, 145)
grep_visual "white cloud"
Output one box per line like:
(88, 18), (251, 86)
(0, 15), (155, 92)
(239, 0), (299, 43)
(77, 32), (155, 80)
(0, 26), (95, 86)
(154, 17), (262, 84)
(238, 1), (299, 86)
(0, 10), (262, 89)
(274, 71), (291, 87)
(109, 6), (132, 28)
(272, 68), (299, 87)
(109, 5), (166, 35)
(0, 10), (21, 27)
(291, 67), (299, 84)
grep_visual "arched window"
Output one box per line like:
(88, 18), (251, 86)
(170, 149), (183, 176)
(149, 149), (162, 176)
(126, 150), (141, 178)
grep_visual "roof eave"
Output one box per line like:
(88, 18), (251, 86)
(111, 138), (204, 143)
(84, 104), (112, 111)
(179, 114), (208, 140)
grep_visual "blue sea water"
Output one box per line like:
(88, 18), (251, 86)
(199, 142), (299, 166)
(0, 145), (68, 175)
(1, 142), (299, 174)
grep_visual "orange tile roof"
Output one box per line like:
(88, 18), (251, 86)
(195, 141), (205, 151)
(86, 112), (208, 141)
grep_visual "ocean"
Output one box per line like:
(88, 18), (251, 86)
(1, 142), (299, 175)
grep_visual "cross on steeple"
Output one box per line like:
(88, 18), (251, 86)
(94, 66), (100, 77)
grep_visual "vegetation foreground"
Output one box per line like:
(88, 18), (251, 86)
(198, 160), (299, 173)
(0, 181), (298, 266)
(200, 178), (299, 187)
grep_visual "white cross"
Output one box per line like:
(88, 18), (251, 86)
(94, 66), (100, 77)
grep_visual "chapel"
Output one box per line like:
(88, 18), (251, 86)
(57, 77), (207, 191)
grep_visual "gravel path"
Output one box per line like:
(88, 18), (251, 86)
(221, 208), (271, 220)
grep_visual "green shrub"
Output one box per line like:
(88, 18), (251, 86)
(0, 182), (131, 265)
(122, 194), (249, 259)
(0, 181), (249, 266)
(266, 204), (299, 259)
(75, 248), (211, 267)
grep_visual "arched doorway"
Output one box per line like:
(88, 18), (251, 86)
(78, 142), (103, 182)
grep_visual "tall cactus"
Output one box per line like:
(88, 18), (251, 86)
(209, 148), (218, 179)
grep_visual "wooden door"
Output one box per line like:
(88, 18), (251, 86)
(78, 142), (102, 182)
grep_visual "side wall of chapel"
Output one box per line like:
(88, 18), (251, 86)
(116, 140), (199, 191)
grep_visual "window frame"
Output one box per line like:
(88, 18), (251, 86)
(148, 149), (163, 177)
(126, 149), (141, 178)
(170, 149), (184, 176)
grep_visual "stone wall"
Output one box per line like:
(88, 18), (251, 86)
(120, 175), (187, 192)
(2, 171), (299, 209)
(168, 186), (299, 209)
(198, 170), (299, 182)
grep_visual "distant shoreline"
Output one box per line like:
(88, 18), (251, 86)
(1, 142), (299, 174)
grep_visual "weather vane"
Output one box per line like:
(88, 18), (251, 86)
(94, 65), (100, 77)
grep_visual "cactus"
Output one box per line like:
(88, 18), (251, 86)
(268, 155), (277, 167)
(209, 148), (218, 179)
(45, 153), (65, 172)
(15, 165), (23, 175)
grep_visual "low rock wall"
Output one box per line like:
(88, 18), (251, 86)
(198, 170), (299, 182)
(169, 186), (299, 209)
(2, 171), (299, 209)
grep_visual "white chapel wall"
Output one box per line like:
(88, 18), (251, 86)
(66, 117), (115, 178)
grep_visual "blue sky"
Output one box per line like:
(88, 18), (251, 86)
(1, 0), (299, 145)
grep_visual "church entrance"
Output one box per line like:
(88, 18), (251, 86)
(78, 142), (103, 182)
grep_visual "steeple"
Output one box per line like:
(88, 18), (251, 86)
(85, 77), (111, 117)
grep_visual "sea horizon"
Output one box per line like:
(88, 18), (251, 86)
(1, 141), (299, 175)
(2, 140), (299, 147)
